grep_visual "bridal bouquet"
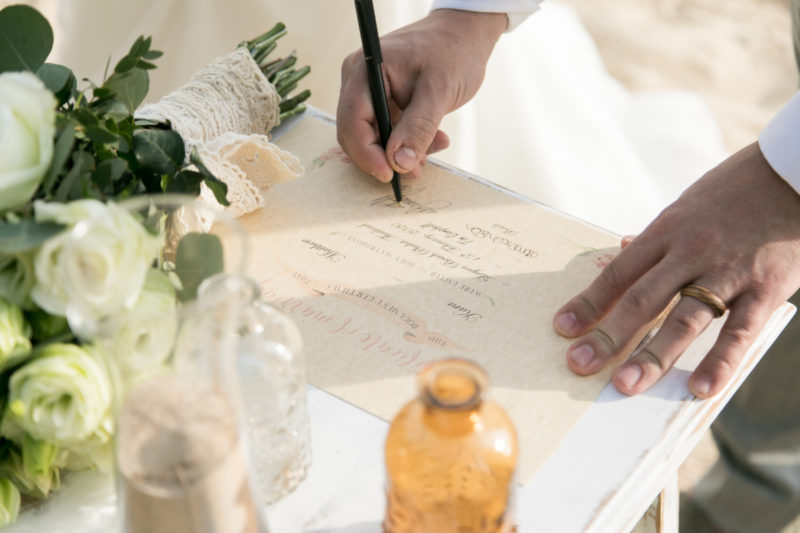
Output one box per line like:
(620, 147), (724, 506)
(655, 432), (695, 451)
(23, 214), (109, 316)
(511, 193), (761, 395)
(0, 4), (306, 525)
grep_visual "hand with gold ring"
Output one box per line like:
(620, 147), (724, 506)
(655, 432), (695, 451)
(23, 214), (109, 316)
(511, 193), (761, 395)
(553, 142), (800, 399)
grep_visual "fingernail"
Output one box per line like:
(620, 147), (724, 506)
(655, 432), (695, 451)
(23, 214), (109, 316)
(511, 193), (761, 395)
(393, 146), (417, 172)
(374, 170), (392, 183)
(568, 344), (595, 368)
(691, 375), (711, 397)
(555, 311), (579, 334)
(615, 364), (642, 389)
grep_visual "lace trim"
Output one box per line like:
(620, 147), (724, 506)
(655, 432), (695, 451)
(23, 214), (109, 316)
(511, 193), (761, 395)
(135, 48), (281, 153)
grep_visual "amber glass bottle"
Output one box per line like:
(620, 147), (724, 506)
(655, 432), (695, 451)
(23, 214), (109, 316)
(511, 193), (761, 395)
(384, 358), (518, 533)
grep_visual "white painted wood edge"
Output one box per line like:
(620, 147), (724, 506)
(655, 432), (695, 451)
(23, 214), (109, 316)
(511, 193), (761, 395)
(587, 303), (795, 533)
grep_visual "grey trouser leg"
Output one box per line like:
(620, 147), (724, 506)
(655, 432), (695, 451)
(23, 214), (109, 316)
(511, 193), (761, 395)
(693, 293), (800, 532)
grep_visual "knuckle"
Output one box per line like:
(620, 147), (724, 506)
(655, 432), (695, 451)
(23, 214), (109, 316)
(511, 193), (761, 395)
(592, 328), (618, 354)
(402, 115), (439, 150)
(638, 348), (665, 371)
(598, 261), (627, 293)
(667, 307), (705, 338)
(341, 52), (360, 78)
(618, 286), (651, 316)
(702, 354), (736, 381)
(578, 296), (600, 320)
(720, 322), (754, 350)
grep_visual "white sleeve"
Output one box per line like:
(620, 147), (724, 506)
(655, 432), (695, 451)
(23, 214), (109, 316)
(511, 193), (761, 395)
(430, 0), (542, 31)
(759, 90), (800, 196)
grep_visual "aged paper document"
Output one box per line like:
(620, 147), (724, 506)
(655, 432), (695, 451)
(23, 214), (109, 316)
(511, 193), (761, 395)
(239, 115), (626, 483)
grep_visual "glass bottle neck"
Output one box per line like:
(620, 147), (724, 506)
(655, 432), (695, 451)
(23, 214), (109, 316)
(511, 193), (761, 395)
(418, 358), (488, 435)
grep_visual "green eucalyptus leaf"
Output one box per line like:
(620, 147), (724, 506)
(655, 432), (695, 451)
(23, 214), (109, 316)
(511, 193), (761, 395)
(84, 124), (118, 145)
(203, 179), (230, 208)
(0, 221), (65, 254)
(166, 170), (204, 196)
(0, 5), (53, 73)
(35, 63), (75, 105)
(91, 98), (129, 122)
(55, 152), (94, 202)
(114, 36), (153, 74)
(70, 108), (99, 127)
(42, 125), (76, 194)
(92, 87), (114, 100)
(189, 149), (229, 206)
(174, 233), (225, 301)
(130, 36), (150, 59)
(143, 50), (163, 60)
(114, 55), (137, 74)
(103, 68), (149, 113)
(92, 158), (128, 189)
(133, 129), (184, 175)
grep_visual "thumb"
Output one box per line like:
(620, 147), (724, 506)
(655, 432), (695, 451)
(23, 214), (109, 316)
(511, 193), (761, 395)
(385, 87), (450, 174)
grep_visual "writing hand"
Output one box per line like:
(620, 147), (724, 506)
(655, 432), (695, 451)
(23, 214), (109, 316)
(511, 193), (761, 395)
(553, 142), (800, 398)
(337, 9), (506, 182)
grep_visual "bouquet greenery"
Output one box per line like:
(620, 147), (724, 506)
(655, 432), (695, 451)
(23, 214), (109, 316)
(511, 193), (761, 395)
(0, 4), (308, 525)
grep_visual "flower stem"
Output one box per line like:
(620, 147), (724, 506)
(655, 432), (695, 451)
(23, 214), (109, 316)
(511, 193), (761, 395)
(253, 41), (277, 65)
(241, 23), (311, 120)
(279, 104), (307, 122)
(279, 89), (311, 113)
(264, 54), (297, 81)
(247, 22), (286, 48)
(275, 66), (310, 98)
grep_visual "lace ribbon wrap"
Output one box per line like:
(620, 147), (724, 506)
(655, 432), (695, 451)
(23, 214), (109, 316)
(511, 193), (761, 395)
(135, 48), (302, 223)
(197, 133), (303, 221)
(165, 134), (303, 251)
(136, 47), (281, 147)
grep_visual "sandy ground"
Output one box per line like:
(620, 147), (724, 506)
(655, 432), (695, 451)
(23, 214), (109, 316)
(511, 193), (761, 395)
(561, 0), (797, 496)
(562, 0), (797, 152)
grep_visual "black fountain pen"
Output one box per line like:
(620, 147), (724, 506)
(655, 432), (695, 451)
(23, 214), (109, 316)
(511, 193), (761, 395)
(354, 0), (402, 202)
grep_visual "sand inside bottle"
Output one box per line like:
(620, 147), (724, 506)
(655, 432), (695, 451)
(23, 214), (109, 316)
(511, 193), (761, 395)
(116, 374), (259, 533)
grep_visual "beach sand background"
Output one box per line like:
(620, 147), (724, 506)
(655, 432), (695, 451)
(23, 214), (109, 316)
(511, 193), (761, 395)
(563, 0), (797, 152)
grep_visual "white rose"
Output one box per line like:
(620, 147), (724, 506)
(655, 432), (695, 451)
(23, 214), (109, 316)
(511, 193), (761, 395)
(7, 343), (111, 445)
(33, 198), (108, 226)
(112, 268), (177, 387)
(31, 200), (162, 335)
(0, 72), (56, 212)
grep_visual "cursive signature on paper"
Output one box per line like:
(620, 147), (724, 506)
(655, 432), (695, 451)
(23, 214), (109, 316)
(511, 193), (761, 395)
(370, 186), (452, 213)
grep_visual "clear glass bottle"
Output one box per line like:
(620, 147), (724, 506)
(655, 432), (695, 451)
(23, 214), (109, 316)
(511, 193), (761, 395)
(235, 282), (311, 505)
(384, 358), (518, 533)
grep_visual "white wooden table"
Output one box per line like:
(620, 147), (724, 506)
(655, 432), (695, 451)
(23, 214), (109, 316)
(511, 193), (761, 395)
(8, 303), (792, 533)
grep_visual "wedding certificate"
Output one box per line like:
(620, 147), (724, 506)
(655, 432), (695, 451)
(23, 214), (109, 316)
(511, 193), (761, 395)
(240, 114), (627, 483)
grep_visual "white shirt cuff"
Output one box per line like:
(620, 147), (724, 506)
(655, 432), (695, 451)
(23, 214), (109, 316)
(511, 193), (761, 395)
(759, 90), (800, 196)
(430, 0), (542, 31)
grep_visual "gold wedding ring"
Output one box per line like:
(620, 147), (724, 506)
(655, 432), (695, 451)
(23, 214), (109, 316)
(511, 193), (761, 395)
(680, 283), (727, 318)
